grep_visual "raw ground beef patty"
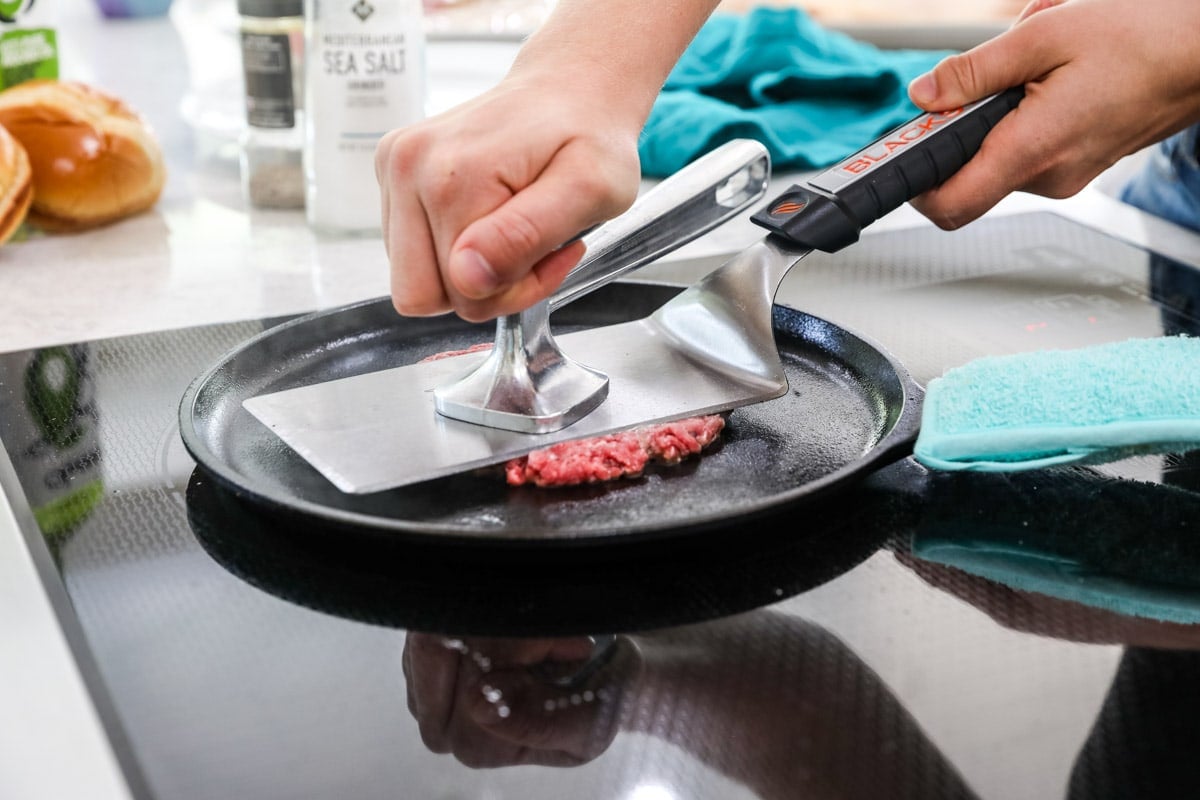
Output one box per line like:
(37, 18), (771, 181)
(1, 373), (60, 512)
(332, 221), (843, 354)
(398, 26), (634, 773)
(421, 345), (727, 487)
(505, 414), (725, 487)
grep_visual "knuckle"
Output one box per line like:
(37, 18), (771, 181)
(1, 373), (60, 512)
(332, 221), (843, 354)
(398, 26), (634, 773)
(942, 52), (983, 96)
(422, 157), (463, 208)
(488, 208), (546, 266)
(376, 128), (425, 179)
(570, 169), (634, 219)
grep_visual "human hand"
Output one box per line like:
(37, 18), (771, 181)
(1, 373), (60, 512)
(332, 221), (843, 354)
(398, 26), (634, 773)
(906, 0), (1200, 229)
(375, 69), (643, 323)
(401, 633), (641, 768)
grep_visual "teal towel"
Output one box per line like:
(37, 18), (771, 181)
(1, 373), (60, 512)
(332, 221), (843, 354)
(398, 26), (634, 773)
(638, 8), (952, 177)
(913, 336), (1200, 471)
(911, 467), (1200, 623)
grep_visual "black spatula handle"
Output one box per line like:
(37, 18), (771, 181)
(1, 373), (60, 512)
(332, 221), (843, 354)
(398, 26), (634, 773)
(750, 86), (1024, 252)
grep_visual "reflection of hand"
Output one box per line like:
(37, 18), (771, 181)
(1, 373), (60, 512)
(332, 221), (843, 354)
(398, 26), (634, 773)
(402, 633), (642, 768)
(906, 0), (1200, 229)
(896, 551), (1200, 650)
(375, 0), (721, 323)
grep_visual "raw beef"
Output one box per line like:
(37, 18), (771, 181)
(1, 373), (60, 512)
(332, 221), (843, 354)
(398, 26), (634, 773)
(505, 414), (725, 488)
(422, 345), (726, 487)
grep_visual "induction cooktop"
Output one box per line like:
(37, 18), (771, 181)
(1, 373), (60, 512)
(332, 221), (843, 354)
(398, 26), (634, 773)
(3, 212), (1200, 800)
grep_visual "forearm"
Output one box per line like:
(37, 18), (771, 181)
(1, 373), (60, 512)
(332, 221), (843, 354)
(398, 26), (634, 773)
(512, 0), (723, 125)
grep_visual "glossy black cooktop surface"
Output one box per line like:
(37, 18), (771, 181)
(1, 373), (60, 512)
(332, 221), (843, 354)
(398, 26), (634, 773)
(2, 212), (1199, 800)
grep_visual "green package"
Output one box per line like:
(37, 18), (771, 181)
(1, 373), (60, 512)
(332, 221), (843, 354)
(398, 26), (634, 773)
(0, 0), (58, 90)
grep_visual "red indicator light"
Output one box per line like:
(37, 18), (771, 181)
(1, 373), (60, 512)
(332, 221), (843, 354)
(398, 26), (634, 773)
(772, 200), (806, 215)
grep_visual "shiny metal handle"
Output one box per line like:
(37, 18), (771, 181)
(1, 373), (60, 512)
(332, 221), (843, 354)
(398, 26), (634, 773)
(434, 139), (771, 435)
(548, 138), (771, 311)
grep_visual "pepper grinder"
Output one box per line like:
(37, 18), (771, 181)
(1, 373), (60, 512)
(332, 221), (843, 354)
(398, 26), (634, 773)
(238, 0), (306, 209)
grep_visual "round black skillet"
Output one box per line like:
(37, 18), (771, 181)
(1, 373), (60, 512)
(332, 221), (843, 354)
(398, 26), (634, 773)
(179, 283), (923, 548)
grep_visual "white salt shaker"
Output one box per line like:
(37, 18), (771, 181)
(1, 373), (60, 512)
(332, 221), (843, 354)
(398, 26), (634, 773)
(303, 0), (426, 235)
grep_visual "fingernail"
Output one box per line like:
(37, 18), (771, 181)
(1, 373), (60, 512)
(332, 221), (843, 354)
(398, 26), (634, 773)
(909, 72), (938, 105)
(454, 248), (501, 299)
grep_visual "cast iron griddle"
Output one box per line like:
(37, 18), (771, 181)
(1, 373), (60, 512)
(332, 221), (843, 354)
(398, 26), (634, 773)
(179, 283), (922, 545)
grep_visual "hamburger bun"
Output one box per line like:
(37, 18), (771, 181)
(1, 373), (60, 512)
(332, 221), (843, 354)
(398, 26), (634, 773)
(0, 80), (165, 231)
(0, 123), (32, 245)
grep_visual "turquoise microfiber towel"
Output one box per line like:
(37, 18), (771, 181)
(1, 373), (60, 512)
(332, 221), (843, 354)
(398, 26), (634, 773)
(913, 336), (1200, 472)
(910, 466), (1200, 624)
(638, 8), (952, 177)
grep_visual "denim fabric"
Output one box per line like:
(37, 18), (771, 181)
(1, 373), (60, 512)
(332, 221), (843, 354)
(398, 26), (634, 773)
(1119, 124), (1200, 234)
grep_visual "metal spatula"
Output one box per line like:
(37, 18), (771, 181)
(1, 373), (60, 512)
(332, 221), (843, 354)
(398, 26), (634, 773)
(243, 89), (1022, 493)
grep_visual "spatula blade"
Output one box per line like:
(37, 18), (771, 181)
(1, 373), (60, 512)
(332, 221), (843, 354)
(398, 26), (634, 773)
(242, 318), (787, 494)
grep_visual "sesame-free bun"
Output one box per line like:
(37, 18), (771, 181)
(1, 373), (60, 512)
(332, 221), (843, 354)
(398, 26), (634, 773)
(0, 80), (165, 231)
(0, 123), (32, 245)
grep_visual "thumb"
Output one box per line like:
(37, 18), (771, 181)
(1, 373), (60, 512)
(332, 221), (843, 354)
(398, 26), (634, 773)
(908, 18), (1064, 111)
(448, 147), (636, 302)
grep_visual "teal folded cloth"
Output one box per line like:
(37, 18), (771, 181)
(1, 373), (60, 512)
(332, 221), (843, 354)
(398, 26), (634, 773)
(913, 336), (1200, 471)
(638, 8), (952, 177)
(911, 467), (1200, 623)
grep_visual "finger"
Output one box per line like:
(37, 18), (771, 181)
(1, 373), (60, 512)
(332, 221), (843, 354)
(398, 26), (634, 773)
(377, 136), (452, 317)
(450, 241), (584, 323)
(446, 142), (636, 303)
(906, 109), (1032, 228)
(911, 70), (1115, 229)
(375, 130), (395, 262)
(404, 634), (466, 752)
(388, 185), (451, 317)
(401, 642), (417, 716)
(907, 12), (1070, 111)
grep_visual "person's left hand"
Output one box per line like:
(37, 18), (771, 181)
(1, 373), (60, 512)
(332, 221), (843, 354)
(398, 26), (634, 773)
(906, 0), (1200, 229)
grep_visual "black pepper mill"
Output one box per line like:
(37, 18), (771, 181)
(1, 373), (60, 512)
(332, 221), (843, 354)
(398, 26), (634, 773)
(238, 0), (306, 209)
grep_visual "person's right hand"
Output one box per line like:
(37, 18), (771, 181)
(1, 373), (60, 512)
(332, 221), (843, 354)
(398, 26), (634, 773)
(376, 0), (722, 323)
(375, 68), (643, 323)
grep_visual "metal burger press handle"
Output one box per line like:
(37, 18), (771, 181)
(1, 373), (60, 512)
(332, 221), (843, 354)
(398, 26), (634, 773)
(435, 86), (1025, 434)
(433, 138), (774, 433)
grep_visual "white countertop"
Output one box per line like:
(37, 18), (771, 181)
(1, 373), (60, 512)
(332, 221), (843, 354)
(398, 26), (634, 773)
(3, 0), (1198, 356)
(4, 4), (1200, 799)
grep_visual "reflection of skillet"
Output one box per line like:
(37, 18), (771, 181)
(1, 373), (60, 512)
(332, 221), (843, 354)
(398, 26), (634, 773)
(184, 462), (918, 637)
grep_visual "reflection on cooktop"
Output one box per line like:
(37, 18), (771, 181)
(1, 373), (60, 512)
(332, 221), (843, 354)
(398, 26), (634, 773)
(398, 613), (978, 797)
(385, 459), (1200, 799)
(4, 211), (1200, 800)
(184, 463), (905, 636)
(901, 462), (1200, 637)
(396, 605), (1200, 800)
